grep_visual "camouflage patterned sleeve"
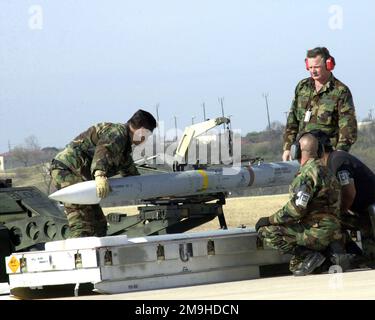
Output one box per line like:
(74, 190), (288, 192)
(119, 161), (140, 177)
(336, 89), (357, 151)
(283, 85), (300, 151)
(91, 128), (127, 176)
(269, 175), (315, 225)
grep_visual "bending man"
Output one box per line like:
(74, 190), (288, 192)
(50, 109), (156, 238)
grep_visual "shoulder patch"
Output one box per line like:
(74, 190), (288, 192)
(337, 170), (351, 186)
(295, 190), (310, 209)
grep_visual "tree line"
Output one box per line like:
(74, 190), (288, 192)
(241, 121), (375, 172)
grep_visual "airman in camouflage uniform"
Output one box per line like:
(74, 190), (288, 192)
(257, 133), (342, 275)
(283, 47), (357, 161)
(50, 110), (156, 238)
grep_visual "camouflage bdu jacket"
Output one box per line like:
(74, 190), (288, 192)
(269, 158), (341, 226)
(283, 75), (357, 152)
(54, 123), (139, 179)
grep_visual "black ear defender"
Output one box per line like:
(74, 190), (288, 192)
(290, 141), (301, 161)
(309, 129), (333, 150)
(290, 131), (324, 161)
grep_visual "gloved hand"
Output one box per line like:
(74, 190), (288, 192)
(94, 170), (110, 198)
(282, 150), (291, 162)
(255, 216), (271, 231)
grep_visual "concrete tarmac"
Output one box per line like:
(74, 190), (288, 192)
(1, 269), (375, 300)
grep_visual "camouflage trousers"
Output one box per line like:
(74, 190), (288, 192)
(50, 167), (107, 238)
(259, 217), (342, 272)
(258, 216), (342, 254)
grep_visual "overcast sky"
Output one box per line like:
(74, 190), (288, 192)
(0, 0), (374, 152)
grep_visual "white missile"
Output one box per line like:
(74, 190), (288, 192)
(48, 161), (300, 205)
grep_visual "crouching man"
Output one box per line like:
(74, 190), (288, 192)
(256, 132), (342, 276)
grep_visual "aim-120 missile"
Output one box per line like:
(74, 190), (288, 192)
(48, 161), (300, 205)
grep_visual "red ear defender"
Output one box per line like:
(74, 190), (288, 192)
(325, 56), (336, 71)
(305, 56), (336, 71)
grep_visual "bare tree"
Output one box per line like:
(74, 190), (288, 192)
(11, 135), (42, 167)
(12, 146), (32, 167)
(25, 135), (40, 150)
(36, 162), (53, 194)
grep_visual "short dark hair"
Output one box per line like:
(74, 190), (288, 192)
(127, 109), (157, 131)
(308, 129), (333, 152)
(306, 47), (331, 61)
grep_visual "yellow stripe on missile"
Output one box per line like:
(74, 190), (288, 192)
(197, 170), (209, 191)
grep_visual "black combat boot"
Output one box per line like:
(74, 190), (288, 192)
(289, 246), (309, 273)
(328, 240), (356, 271)
(292, 248), (326, 276)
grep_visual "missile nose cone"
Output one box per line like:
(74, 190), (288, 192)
(48, 180), (100, 205)
(48, 189), (63, 202)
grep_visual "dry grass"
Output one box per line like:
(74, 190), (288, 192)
(5, 165), (50, 194)
(103, 194), (289, 232)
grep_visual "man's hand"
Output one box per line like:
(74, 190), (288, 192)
(255, 216), (271, 231)
(282, 150), (291, 162)
(94, 170), (110, 198)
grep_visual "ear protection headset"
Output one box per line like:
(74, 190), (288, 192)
(305, 55), (336, 71)
(290, 131), (325, 160)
